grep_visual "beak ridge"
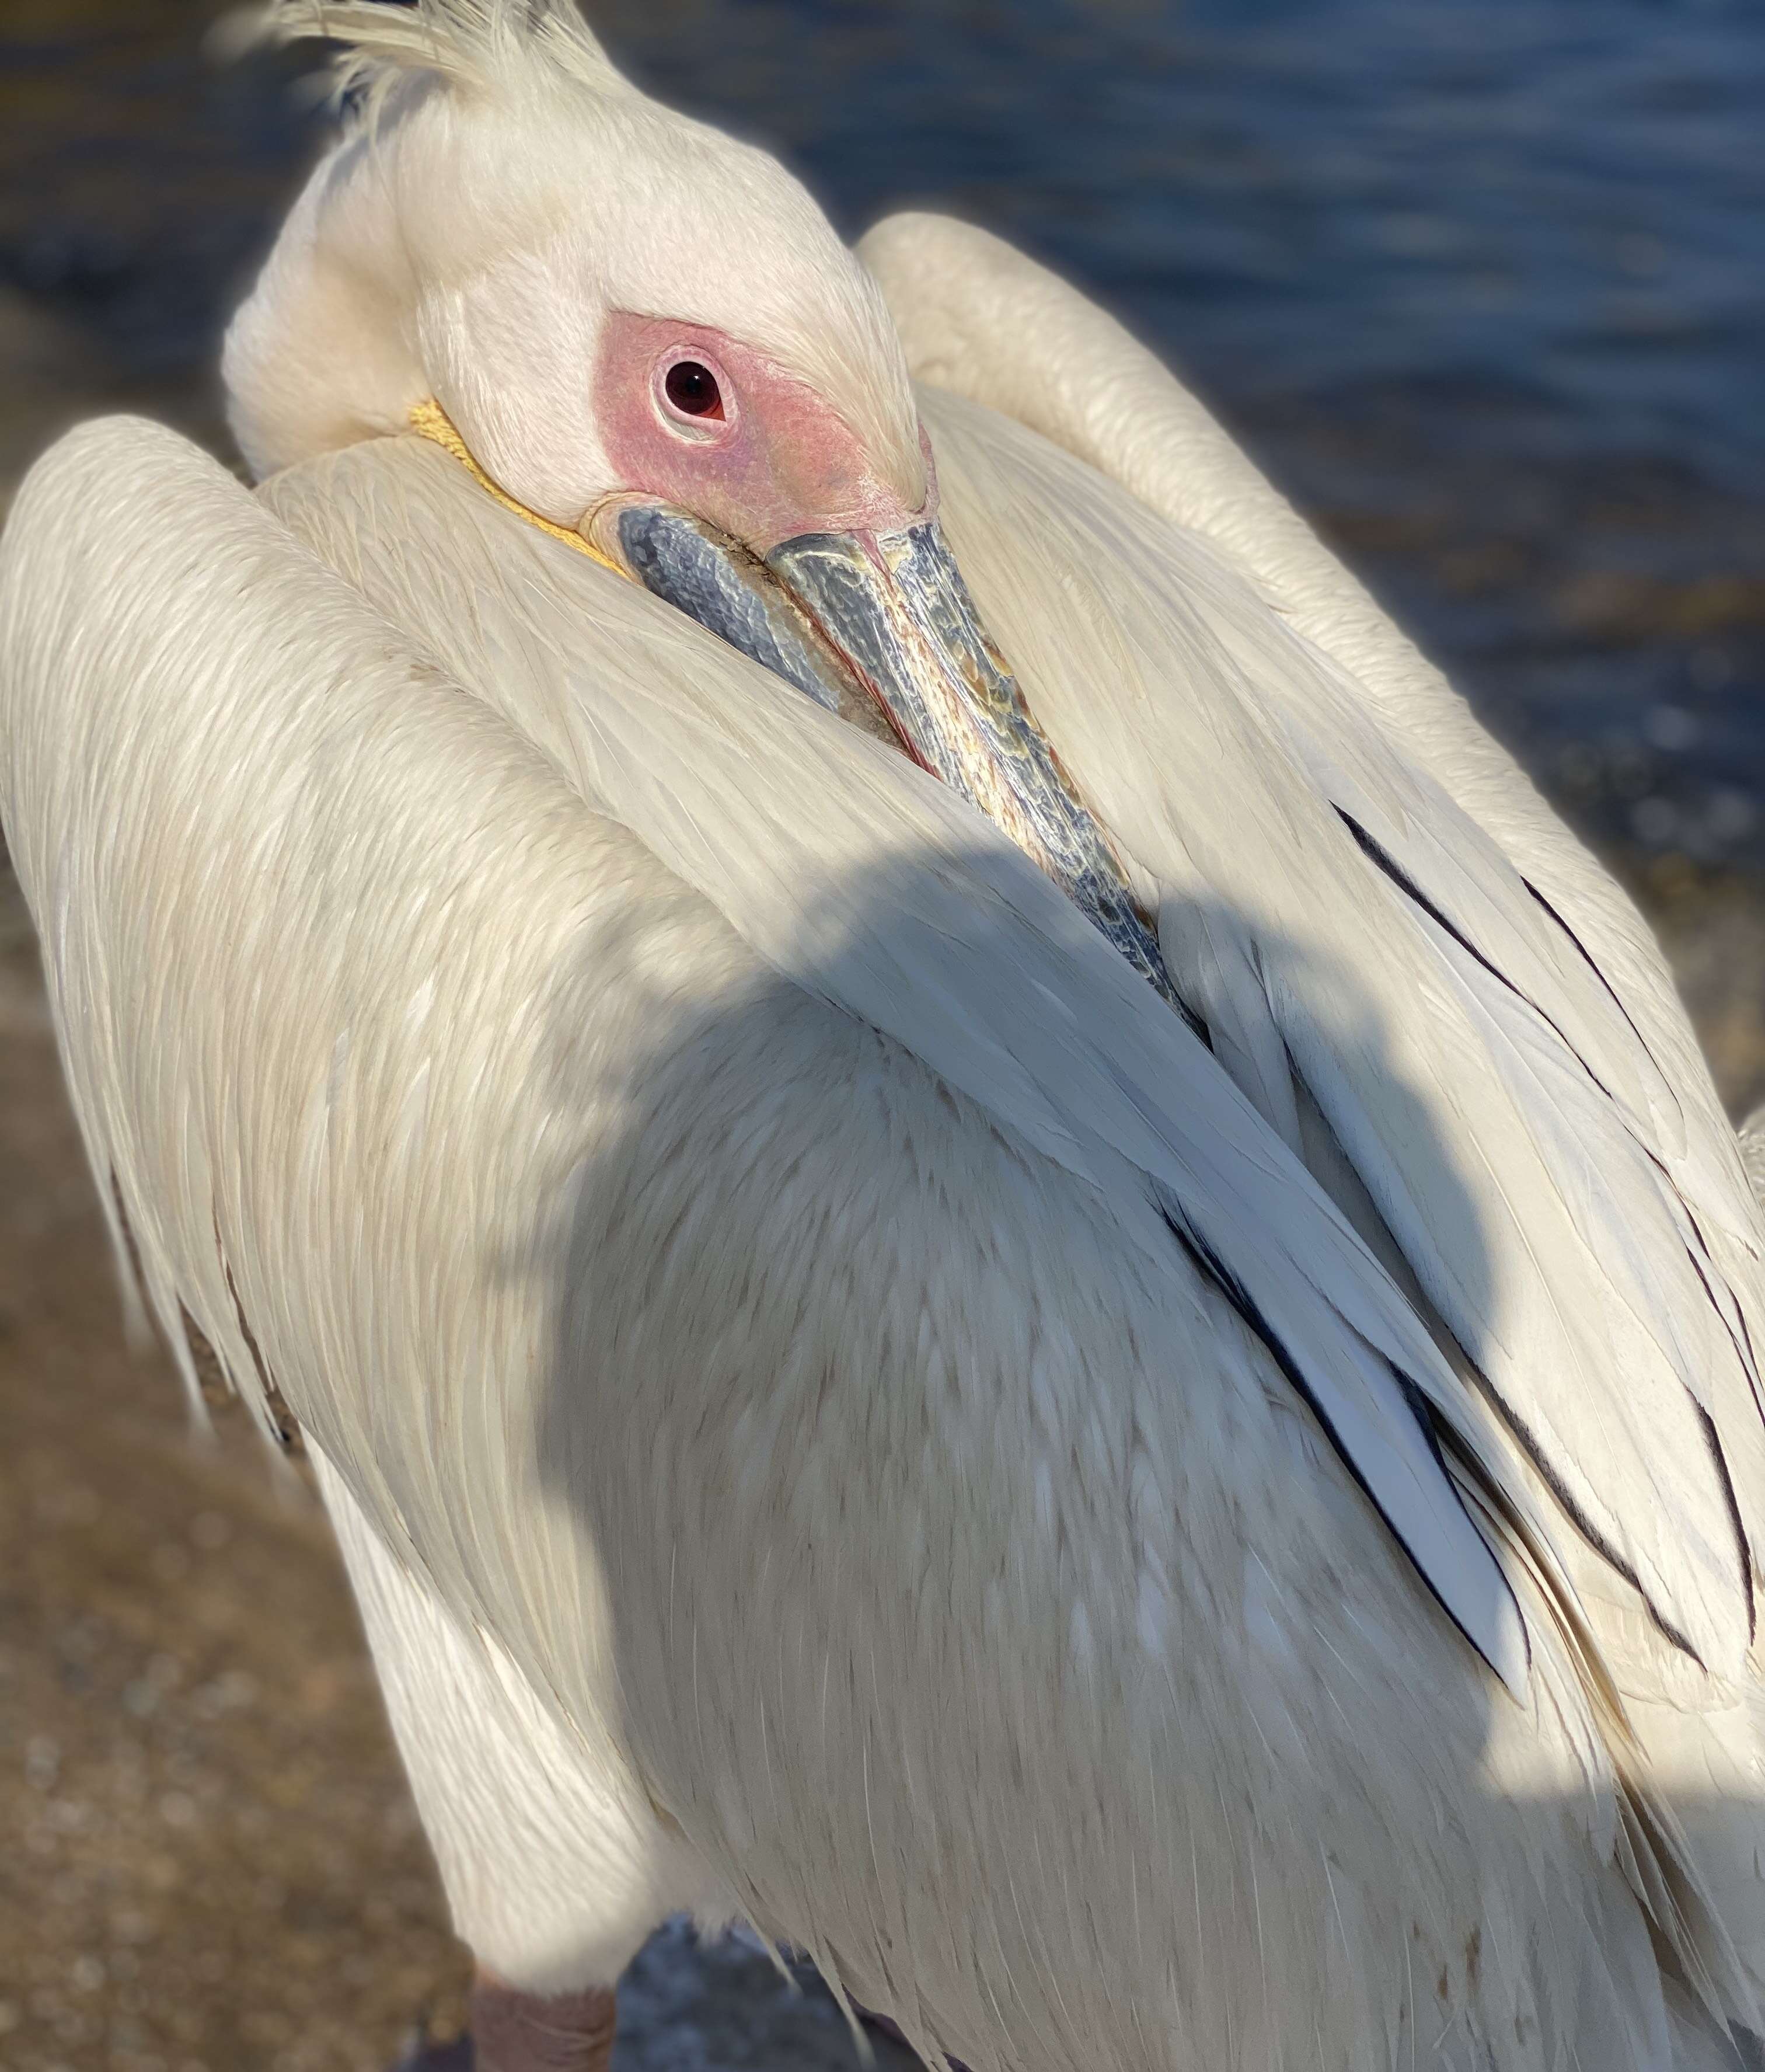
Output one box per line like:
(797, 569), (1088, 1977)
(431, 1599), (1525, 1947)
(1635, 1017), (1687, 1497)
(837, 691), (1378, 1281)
(618, 502), (1201, 1039)
(769, 521), (1201, 1034)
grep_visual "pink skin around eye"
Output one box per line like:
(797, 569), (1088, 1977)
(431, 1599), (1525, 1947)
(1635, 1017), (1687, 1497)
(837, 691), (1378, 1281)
(592, 309), (934, 555)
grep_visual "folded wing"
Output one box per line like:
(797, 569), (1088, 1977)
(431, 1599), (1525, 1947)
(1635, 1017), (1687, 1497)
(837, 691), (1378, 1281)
(873, 314), (1765, 1681)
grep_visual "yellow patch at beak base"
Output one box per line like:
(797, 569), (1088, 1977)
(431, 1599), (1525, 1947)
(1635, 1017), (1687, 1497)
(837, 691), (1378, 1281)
(407, 399), (626, 578)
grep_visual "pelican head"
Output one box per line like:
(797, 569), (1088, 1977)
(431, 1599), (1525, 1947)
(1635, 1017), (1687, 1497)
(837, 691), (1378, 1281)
(226, 0), (1177, 998)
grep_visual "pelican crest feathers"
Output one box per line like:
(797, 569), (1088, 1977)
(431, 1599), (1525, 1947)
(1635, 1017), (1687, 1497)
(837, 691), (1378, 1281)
(250, 0), (629, 115)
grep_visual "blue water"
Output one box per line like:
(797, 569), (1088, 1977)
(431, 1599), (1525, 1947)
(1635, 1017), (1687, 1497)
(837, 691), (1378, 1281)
(618, 0), (1765, 497)
(4, 0), (1763, 861)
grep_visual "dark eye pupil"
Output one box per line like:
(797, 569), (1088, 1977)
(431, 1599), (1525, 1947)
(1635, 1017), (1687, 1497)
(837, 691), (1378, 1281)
(665, 360), (722, 417)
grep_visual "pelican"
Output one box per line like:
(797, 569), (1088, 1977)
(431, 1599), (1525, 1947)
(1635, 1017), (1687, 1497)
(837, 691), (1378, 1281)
(5, 5), (1765, 2068)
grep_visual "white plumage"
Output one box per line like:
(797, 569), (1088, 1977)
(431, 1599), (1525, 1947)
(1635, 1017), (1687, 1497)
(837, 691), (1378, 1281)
(4, 6), (1765, 2068)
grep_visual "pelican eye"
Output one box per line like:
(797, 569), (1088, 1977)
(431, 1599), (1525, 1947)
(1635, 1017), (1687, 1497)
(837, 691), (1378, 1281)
(664, 360), (724, 420)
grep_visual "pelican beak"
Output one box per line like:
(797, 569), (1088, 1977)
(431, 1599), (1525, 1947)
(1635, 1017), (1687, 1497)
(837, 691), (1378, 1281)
(611, 504), (901, 750)
(767, 521), (1069, 860)
(612, 504), (1193, 1024)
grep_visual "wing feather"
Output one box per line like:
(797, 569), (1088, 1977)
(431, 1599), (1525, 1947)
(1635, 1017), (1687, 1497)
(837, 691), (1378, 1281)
(911, 389), (1765, 1677)
(861, 211), (1759, 1250)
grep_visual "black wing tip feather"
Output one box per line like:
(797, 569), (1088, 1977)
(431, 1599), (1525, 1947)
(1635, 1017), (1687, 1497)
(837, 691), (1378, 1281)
(1341, 810), (1757, 1663)
(1154, 1189), (1522, 1684)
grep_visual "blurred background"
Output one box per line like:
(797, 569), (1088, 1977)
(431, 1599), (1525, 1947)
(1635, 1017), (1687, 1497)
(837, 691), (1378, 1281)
(1, 1), (1761, 2067)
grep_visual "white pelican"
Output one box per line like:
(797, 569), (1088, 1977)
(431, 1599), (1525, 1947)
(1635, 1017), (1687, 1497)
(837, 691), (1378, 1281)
(4, 5), (1765, 2068)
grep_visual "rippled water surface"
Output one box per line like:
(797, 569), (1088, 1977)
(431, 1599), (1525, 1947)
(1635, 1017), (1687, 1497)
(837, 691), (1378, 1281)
(3, 0), (1762, 861)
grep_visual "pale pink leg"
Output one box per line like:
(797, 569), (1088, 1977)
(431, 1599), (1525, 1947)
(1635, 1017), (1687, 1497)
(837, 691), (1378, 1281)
(468, 1966), (619, 2072)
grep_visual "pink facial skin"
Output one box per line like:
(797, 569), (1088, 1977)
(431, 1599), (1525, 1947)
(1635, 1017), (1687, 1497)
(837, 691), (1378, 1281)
(592, 311), (935, 554)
